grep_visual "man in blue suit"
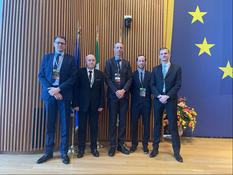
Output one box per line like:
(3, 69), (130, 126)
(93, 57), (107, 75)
(73, 54), (105, 158)
(37, 36), (77, 164)
(130, 55), (152, 154)
(150, 47), (183, 162)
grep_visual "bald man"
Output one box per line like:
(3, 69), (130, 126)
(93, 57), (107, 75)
(73, 54), (105, 158)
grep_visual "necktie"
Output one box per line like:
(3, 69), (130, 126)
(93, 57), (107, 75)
(116, 59), (121, 72)
(140, 72), (143, 83)
(54, 54), (61, 69)
(162, 65), (166, 92)
(89, 70), (92, 83)
(163, 64), (167, 78)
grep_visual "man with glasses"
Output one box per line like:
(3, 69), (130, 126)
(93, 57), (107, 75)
(37, 36), (77, 164)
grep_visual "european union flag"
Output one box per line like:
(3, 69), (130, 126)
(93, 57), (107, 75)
(171, 0), (232, 137)
(74, 29), (81, 130)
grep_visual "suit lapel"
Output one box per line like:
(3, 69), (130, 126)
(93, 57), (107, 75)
(143, 71), (148, 87)
(60, 54), (65, 75)
(135, 71), (141, 88)
(92, 69), (98, 87)
(158, 64), (164, 80)
(49, 54), (54, 81)
(84, 68), (90, 86)
(165, 64), (173, 79)
(112, 57), (118, 72)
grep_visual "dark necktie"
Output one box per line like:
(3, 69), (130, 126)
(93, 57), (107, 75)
(116, 59), (121, 72)
(54, 54), (61, 69)
(140, 72), (143, 83)
(89, 70), (92, 83)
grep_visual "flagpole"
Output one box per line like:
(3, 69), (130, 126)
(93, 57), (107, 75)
(68, 23), (81, 155)
(95, 25), (104, 149)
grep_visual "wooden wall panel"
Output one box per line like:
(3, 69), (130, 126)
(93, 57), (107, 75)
(0, 0), (164, 152)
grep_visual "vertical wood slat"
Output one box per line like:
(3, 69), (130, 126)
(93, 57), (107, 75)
(0, 0), (164, 152)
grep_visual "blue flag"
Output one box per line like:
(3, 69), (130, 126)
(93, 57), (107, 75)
(74, 29), (81, 130)
(171, 0), (232, 137)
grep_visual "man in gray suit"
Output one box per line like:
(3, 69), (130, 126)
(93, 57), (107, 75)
(105, 42), (132, 157)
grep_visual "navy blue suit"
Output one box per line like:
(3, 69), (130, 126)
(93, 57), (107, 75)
(73, 68), (105, 150)
(130, 70), (152, 148)
(38, 53), (77, 155)
(150, 63), (182, 154)
(105, 57), (132, 147)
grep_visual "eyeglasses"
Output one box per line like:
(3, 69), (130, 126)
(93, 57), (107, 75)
(55, 41), (66, 45)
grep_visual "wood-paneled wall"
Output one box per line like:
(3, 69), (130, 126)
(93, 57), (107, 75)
(0, 0), (164, 152)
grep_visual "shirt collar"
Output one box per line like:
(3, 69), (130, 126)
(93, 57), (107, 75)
(115, 57), (122, 61)
(162, 61), (171, 67)
(55, 51), (64, 57)
(86, 68), (94, 72)
(138, 69), (145, 74)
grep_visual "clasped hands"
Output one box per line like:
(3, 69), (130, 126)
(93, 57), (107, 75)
(48, 87), (63, 100)
(73, 107), (103, 112)
(116, 89), (125, 99)
(158, 94), (169, 104)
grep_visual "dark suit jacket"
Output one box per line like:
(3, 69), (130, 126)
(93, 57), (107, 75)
(38, 53), (77, 100)
(131, 70), (152, 108)
(105, 57), (132, 100)
(73, 68), (105, 112)
(150, 63), (182, 101)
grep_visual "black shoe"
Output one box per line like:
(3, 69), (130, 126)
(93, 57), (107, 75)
(117, 145), (129, 155)
(174, 153), (183, 163)
(91, 149), (99, 157)
(149, 149), (158, 158)
(130, 145), (137, 153)
(143, 146), (149, 154)
(77, 149), (84, 158)
(36, 153), (53, 164)
(61, 154), (70, 164)
(108, 147), (116, 157)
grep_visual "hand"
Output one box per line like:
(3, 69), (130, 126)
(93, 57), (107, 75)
(74, 107), (79, 111)
(48, 87), (60, 96)
(116, 89), (126, 99)
(98, 108), (103, 112)
(159, 95), (169, 104)
(54, 93), (63, 100)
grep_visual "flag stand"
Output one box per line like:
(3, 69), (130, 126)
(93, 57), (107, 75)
(68, 109), (78, 155)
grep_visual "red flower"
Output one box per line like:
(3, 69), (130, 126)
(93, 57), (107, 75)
(177, 121), (180, 126)
(189, 122), (193, 127)
(178, 98), (184, 102)
(164, 119), (169, 125)
(183, 108), (191, 113)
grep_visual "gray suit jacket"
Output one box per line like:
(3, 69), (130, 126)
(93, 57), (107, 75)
(104, 57), (132, 100)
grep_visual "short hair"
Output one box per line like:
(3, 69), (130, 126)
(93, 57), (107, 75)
(159, 47), (170, 54)
(54, 36), (66, 42)
(114, 42), (124, 48)
(136, 54), (146, 61)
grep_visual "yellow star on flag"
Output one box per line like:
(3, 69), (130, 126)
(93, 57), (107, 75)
(219, 61), (233, 79)
(188, 5), (207, 24)
(195, 37), (215, 56)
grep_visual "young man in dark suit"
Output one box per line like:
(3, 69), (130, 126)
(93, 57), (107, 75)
(130, 55), (152, 154)
(37, 36), (77, 164)
(150, 47), (183, 162)
(73, 54), (105, 158)
(105, 42), (132, 157)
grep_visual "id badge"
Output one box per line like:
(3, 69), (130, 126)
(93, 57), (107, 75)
(114, 73), (120, 83)
(52, 69), (60, 80)
(140, 88), (146, 97)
